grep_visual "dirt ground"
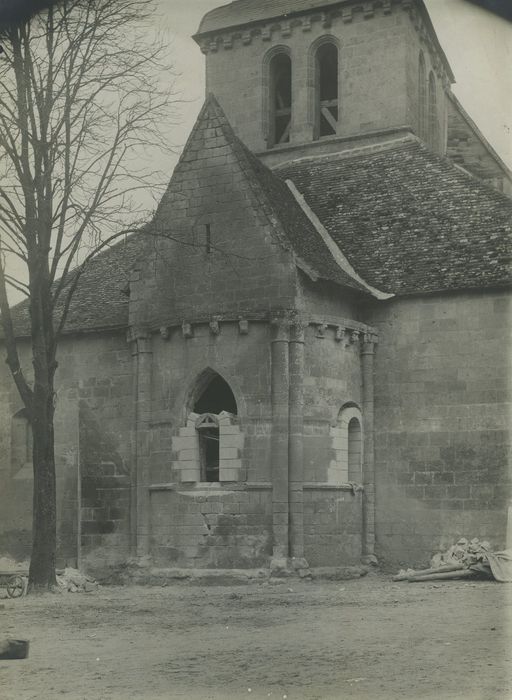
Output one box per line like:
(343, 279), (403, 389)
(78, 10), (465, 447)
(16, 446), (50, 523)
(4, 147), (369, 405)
(1, 573), (511, 700)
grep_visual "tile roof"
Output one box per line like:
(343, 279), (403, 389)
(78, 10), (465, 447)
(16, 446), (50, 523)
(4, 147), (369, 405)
(275, 138), (512, 295)
(6, 232), (152, 338)
(5, 108), (511, 340)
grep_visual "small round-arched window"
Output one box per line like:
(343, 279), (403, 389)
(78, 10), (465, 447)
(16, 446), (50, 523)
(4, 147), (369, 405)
(347, 417), (362, 482)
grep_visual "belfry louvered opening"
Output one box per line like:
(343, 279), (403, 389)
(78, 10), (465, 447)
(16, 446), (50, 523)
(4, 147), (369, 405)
(269, 51), (292, 147)
(316, 42), (338, 138)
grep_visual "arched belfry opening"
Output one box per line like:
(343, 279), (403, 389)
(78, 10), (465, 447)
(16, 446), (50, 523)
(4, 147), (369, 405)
(428, 71), (438, 151)
(418, 51), (427, 140)
(269, 51), (292, 147)
(316, 42), (338, 138)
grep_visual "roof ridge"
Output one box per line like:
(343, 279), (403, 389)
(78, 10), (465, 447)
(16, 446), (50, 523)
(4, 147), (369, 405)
(7, 229), (148, 317)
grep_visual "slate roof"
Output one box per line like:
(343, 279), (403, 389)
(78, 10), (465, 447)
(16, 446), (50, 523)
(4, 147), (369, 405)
(6, 233), (152, 337)
(276, 138), (512, 295)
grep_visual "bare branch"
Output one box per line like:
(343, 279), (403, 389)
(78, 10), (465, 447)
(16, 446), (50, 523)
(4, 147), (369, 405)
(0, 245), (33, 411)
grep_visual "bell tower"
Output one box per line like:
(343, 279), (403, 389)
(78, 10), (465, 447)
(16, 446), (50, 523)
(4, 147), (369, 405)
(194, 0), (454, 165)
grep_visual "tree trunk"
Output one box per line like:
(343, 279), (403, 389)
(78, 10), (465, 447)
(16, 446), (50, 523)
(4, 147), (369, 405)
(28, 325), (57, 591)
(28, 378), (57, 590)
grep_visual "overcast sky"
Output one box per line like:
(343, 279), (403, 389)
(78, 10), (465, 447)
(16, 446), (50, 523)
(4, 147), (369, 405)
(155, 0), (512, 170)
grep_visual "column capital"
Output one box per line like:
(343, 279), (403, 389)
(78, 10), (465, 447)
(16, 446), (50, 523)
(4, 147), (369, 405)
(362, 332), (378, 355)
(209, 316), (221, 336)
(127, 325), (152, 353)
(182, 321), (194, 339)
(270, 312), (291, 342)
(290, 318), (307, 343)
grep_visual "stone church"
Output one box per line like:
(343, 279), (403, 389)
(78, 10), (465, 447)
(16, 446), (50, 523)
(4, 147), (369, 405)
(1, 0), (511, 572)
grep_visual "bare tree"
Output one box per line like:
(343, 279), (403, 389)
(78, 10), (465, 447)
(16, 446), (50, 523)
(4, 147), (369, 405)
(0, 0), (178, 591)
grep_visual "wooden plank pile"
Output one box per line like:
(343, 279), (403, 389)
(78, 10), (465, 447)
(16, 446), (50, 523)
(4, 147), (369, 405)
(393, 538), (495, 583)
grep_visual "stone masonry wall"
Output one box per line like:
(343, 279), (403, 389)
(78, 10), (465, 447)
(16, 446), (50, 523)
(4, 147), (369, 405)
(79, 401), (131, 568)
(304, 487), (363, 566)
(303, 323), (363, 483)
(301, 294), (366, 566)
(130, 104), (298, 332)
(0, 331), (133, 567)
(369, 290), (512, 568)
(150, 485), (272, 569)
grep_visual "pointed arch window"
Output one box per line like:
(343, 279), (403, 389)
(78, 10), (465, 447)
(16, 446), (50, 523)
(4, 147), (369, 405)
(172, 370), (244, 484)
(269, 51), (292, 147)
(316, 42), (339, 138)
(418, 52), (427, 140)
(428, 71), (438, 150)
(193, 373), (237, 416)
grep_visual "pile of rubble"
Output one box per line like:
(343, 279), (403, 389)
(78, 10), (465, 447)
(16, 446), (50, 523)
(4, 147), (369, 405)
(394, 538), (512, 583)
(56, 568), (98, 593)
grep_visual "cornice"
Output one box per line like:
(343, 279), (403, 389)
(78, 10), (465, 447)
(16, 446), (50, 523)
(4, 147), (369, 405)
(196, 0), (399, 54)
(195, 0), (453, 88)
(134, 314), (378, 351)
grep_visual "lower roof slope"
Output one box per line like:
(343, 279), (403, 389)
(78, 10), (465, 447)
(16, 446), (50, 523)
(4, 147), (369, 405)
(276, 138), (512, 295)
(6, 232), (152, 338)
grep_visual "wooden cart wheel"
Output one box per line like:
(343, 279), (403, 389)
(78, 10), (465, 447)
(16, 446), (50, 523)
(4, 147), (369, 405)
(6, 575), (25, 598)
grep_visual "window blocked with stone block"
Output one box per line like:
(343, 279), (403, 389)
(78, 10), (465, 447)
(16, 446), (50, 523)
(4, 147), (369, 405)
(328, 406), (363, 484)
(172, 372), (244, 484)
(173, 412), (244, 484)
